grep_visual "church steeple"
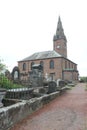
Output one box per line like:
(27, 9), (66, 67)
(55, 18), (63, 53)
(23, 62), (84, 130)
(53, 16), (67, 42)
(53, 16), (67, 58)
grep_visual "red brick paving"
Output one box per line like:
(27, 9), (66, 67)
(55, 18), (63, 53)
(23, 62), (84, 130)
(10, 83), (87, 130)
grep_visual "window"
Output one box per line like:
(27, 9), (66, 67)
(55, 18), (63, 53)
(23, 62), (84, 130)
(40, 61), (44, 70)
(23, 63), (26, 71)
(31, 62), (34, 70)
(50, 60), (54, 69)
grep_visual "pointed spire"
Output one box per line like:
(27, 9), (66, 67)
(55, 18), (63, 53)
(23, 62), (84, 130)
(56, 16), (63, 35)
(57, 16), (62, 29)
(53, 16), (67, 42)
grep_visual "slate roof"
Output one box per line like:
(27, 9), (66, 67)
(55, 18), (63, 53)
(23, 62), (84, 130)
(19, 50), (62, 62)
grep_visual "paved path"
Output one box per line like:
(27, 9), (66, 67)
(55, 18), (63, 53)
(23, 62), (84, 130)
(10, 83), (87, 130)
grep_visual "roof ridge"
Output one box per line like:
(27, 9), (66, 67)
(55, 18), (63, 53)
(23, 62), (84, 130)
(19, 50), (62, 62)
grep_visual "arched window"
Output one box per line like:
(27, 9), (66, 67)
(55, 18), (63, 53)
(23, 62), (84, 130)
(31, 62), (34, 70)
(23, 63), (26, 71)
(50, 60), (54, 69)
(40, 61), (44, 70)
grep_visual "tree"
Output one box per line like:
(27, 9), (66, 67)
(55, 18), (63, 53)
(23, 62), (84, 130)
(0, 59), (7, 74)
(80, 76), (87, 82)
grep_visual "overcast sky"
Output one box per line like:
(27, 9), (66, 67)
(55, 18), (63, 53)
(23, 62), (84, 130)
(0, 0), (87, 76)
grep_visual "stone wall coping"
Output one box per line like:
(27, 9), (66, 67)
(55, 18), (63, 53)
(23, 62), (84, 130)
(0, 91), (60, 130)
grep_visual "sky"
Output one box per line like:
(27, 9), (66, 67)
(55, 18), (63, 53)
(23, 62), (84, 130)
(0, 0), (87, 76)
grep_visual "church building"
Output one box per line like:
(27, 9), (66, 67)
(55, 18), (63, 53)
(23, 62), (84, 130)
(18, 16), (78, 82)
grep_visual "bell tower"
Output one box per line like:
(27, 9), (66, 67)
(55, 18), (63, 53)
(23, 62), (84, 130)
(53, 16), (67, 58)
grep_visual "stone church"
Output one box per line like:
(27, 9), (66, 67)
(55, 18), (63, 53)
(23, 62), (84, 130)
(18, 16), (78, 82)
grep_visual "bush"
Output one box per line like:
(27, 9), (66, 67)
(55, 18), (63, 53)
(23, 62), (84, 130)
(0, 74), (23, 89)
(79, 77), (87, 83)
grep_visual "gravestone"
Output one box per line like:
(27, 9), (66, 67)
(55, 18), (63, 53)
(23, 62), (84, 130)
(57, 79), (65, 87)
(48, 81), (57, 93)
(57, 79), (66, 91)
(29, 64), (43, 87)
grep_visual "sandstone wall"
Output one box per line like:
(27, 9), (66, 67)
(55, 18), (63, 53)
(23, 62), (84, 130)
(0, 91), (60, 130)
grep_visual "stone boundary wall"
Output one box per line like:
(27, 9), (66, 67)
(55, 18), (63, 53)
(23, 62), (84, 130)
(0, 91), (60, 130)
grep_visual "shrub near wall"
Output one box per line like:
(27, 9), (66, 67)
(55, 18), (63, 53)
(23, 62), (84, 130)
(0, 75), (23, 89)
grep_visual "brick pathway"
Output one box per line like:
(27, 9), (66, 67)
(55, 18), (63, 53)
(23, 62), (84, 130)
(10, 83), (87, 130)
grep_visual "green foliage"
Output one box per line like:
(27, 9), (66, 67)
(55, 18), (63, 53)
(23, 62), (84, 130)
(0, 59), (7, 74)
(0, 59), (23, 89)
(80, 77), (87, 82)
(0, 74), (23, 89)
